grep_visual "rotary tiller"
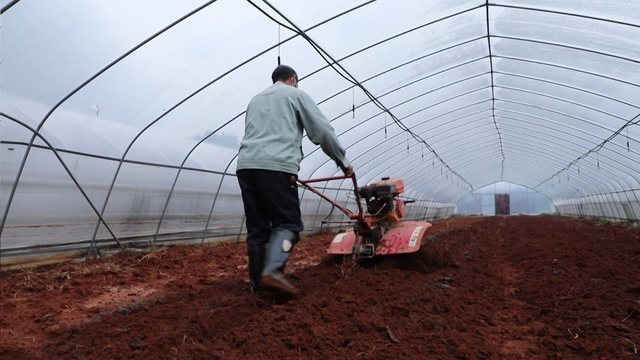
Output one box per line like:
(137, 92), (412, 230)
(298, 173), (432, 259)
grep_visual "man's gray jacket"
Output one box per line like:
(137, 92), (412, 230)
(237, 82), (350, 175)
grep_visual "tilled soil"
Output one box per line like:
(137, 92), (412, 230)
(1, 215), (639, 359)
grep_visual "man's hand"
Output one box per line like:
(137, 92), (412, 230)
(344, 165), (354, 177)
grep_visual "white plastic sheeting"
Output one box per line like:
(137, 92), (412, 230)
(1, 0), (639, 265)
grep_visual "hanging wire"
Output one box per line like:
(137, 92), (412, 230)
(597, 152), (600, 170)
(277, 24), (281, 65)
(627, 127), (630, 151)
(406, 132), (409, 154)
(352, 86), (356, 119)
(384, 113), (387, 139)
(421, 144), (424, 162)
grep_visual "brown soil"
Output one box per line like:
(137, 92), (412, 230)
(2, 215), (639, 359)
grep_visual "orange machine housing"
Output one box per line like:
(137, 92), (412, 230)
(370, 178), (404, 196)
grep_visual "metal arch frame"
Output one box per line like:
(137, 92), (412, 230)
(497, 122), (640, 217)
(397, 141), (505, 200)
(135, 3), (640, 234)
(418, 149), (593, 202)
(488, 3), (640, 31)
(314, 53), (490, 114)
(535, 112), (640, 189)
(309, 70), (622, 184)
(493, 98), (640, 184)
(500, 135), (639, 207)
(1, 114), (126, 251)
(301, 62), (493, 162)
(326, 130), (502, 204)
(297, 101), (494, 211)
(4, 1), (640, 245)
(296, 4), (488, 82)
(304, 7), (640, 214)
(306, 75), (636, 202)
(491, 35), (640, 66)
(493, 55), (640, 91)
(485, 0), (506, 181)
(495, 100), (629, 149)
(362, 142), (495, 202)
(495, 121), (640, 198)
(133, 3), (492, 242)
(286, 5), (640, 198)
(85, 1), (379, 248)
(401, 131), (618, 199)
(0, 0), (220, 238)
(259, 0), (475, 188)
(495, 85), (631, 125)
(190, 77), (490, 241)
(148, 112), (244, 246)
(0, 140), (226, 174)
(493, 70), (640, 112)
(317, 139), (487, 224)
(0, 0), (19, 14)
(296, 93), (493, 205)
(302, 84), (492, 169)
(498, 146), (627, 220)
(501, 144), (625, 213)
(318, 50), (640, 142)
(299, 54), (639, 189)
(356, 126), (499, 195)
(298, 99), (494, 205)
(498, 127), (631, 195)
(298, 14), (640, 181)
(3, 0), (382, 249)
(498, 124), (636, 195)
(494, 112), (640, 177)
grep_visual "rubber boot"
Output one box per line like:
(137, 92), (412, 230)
(260, 229), (299, 295)
(247, 243), (266, 293)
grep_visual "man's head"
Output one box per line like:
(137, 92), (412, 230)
(271, 65), (298, 88)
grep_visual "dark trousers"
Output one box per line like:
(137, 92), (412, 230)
(237, 169), (304, 246)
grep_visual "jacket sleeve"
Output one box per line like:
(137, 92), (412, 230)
(296, 92), (351, 172)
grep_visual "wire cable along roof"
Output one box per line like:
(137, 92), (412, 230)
(1, 0), (639, 263)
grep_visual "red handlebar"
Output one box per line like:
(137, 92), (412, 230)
(297, 173), (366, 221)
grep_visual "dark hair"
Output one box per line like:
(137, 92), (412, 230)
(271, 65), (297, 84)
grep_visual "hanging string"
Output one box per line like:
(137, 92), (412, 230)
(597, 152), (600, 170)
(384, 113), (387, 139)
(406, 132), (409, 154)
(577, 161), (580, 175)
(352, 87), (356, 119)
(421, 144), (424, 162)
(627, 127), (630, 151)
(432, 153), (434, 169)
(277, 25), (281, 65)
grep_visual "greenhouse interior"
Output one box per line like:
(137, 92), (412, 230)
(1, 1), (639, 359)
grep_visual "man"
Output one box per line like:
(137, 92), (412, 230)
(237, 65), (353, 295)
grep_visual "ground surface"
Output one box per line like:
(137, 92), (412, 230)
(1, 215), (639, 359)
